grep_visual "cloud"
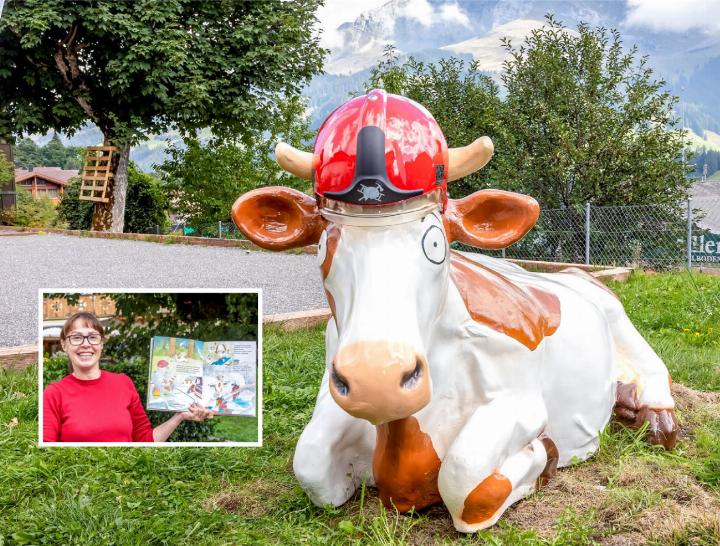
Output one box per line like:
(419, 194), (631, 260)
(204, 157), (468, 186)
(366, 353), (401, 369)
(316, 0), (471, 50)
(625, 0), (720, 34)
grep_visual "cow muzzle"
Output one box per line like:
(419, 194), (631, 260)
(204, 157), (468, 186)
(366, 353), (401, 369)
(329, 341), (430, 425)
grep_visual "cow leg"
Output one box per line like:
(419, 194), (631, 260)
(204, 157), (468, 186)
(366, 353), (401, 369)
(293, 321), (376, 507)
(608, 311), (677, 449)
(438, 396), (548, 533)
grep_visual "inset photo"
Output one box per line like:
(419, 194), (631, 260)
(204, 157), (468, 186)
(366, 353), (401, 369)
(39, 289), (261, 447)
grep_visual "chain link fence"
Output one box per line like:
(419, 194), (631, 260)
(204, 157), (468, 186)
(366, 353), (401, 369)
(135, 198), (720, 271)
(458, 197), (720, 270)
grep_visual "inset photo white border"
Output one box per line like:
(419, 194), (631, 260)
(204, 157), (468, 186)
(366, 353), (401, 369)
(38, 288), (263, 448)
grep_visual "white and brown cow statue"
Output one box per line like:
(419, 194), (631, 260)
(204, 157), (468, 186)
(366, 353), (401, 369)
(231, 90), (677, 533)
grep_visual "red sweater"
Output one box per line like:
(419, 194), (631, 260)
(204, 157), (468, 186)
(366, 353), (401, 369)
(43, 370), (154, 442)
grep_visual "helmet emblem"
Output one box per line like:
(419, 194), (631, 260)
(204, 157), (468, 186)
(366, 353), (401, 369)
(357, 183), (384, 202)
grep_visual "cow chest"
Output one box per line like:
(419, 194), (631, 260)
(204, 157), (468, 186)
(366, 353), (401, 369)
(372, 416), (442, 512)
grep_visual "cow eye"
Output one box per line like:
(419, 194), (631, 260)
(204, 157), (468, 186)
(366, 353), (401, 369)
(422, 225), (446, 264)
(317, 229), (328, 265)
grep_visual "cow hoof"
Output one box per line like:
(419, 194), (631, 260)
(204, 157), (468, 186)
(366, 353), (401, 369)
(613, 381), (640, 425)
(636, 407), (678, 450)
(536, 433), (559, 488)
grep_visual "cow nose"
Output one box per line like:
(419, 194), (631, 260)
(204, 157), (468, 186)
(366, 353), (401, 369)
(330, 341), (430, 425)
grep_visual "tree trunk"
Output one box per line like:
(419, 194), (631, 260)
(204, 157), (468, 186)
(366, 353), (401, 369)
(90, 144), (130, 232)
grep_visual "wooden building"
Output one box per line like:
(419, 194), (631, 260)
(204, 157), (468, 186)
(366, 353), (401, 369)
(14, 167), (78, 205)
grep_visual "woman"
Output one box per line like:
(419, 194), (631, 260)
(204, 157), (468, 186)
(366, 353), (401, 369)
(43, 311), (213, 442)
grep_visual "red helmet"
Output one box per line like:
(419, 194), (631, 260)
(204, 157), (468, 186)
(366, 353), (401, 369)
(313, 89), (448, 217)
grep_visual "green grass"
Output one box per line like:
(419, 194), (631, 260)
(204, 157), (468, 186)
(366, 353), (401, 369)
(2, 273), (719, 544)
(212, 415), (258, 443)
(609, 271), (720, 390)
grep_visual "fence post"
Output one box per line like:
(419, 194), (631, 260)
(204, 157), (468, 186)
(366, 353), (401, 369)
(218, 221), (222, 239)
(585, 202), (591, 265)
(155, 224), (159, 235)
(687, 199), (692, 271)
(501, 248), (506, 259)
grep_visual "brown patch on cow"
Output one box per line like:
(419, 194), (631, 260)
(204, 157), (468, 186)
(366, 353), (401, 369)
(320, 224), (341, 280)
(373, 416), (442, 513)
(536, 433), (560, 488)
(613, 381), (679, 449)
(449, 251), (561, 350)
(231, 186), (326, 250)
(560, 266), (619, 300)
(461, 472), (513, 525)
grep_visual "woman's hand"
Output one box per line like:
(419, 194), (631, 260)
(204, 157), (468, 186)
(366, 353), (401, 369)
(179, 403), (214, 422)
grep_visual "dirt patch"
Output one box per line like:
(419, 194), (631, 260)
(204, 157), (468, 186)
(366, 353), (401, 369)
(203, 478), (293, 518)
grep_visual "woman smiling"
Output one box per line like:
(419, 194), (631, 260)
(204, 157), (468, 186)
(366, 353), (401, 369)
(43, 312), (212, 443)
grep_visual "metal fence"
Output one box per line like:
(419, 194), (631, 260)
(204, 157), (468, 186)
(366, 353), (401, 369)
(143, 197), (720, 270)
(459, 197), (720, 270)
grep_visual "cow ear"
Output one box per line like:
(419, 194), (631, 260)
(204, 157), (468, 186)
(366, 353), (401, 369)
(231, 187), (326, 251)
(444, 189), (539, 249)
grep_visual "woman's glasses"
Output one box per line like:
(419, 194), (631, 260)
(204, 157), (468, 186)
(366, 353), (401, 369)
(66, 334), (103, 346)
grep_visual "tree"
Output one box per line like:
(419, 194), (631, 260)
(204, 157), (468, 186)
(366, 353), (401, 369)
(0, 0), (325, 232)
(57, 162), (167, 232)
(501, 15), (690, 209)
(13, 138), (42, 169)
(366, 48), (511, 199)
(157, 95), (312, 227)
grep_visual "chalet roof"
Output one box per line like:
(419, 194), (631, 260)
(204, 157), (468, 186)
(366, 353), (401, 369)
(14, 167), (79, 187)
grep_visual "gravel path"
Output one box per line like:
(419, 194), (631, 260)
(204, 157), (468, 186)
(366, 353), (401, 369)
(1, 233), (327, 346)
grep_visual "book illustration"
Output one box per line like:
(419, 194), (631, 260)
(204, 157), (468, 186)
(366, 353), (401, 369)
(147, 336), (257, 416)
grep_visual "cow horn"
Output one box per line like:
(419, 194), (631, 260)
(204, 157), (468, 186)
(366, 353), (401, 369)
(275, 142), (313, 180)
(447, 136), (494, 181)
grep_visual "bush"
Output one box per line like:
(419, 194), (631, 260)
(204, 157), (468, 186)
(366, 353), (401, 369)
(43, 353), (218, 442)
(56, 162), (169, 233)
(55, 177), (92, 229)
(1, 186), (57, 227)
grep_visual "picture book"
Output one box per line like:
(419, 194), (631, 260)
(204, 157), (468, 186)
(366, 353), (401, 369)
(147, 336), (257, 416)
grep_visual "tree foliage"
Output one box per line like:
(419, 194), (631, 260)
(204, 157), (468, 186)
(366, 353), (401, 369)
(13, 135), (82, 170)
(57, 163), (167, 232)
(157, 96), (313, 227)
(0, 0), (325, 231)
(501, 15), (690, 209)
(0, 186), (56, 227)
(0, 151), (13, 190)
(366, 18), (691, 210)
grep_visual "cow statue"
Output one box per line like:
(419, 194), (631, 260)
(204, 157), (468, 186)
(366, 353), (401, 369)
(231, 90), (678, 533)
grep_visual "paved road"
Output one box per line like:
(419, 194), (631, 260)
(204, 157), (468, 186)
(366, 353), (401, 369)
(1, 233), (327, 346)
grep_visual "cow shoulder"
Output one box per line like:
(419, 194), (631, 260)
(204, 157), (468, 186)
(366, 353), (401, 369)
(449, 251), (560, 350)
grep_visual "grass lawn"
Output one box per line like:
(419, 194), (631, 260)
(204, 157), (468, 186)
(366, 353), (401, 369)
(1, 272), (719, 544)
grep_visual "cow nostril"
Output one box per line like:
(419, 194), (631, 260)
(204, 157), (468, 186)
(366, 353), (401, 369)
(331, 363), (350, 397)
(401, 359), (423, 390)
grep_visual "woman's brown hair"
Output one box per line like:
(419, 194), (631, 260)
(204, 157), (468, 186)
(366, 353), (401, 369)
(61, 311), (105, 339)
